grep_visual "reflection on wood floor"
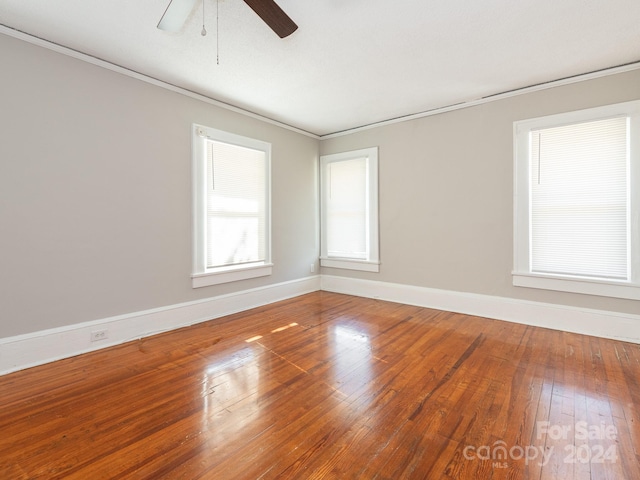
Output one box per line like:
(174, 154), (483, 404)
(1, 291), (639, 479)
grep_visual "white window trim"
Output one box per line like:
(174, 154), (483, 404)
(320, 147), (380, 272)
(513, 101), (640, 300)
(192, 124), (272, 288)
(320, 258), (380, 272)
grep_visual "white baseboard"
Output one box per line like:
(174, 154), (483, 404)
(3, 274), (638, 375)
(0, 276), (321, 375)
(321, 275), (640, 344)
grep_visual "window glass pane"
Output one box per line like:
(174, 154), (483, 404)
(206, 140), (266, 268)
(530, 117), (628, 279)
(326, 157), (367, 259)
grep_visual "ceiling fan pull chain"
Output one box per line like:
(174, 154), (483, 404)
(201, 0), (207, 36)
(216, 0), (220, 65)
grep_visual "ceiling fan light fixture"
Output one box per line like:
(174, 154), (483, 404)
(157, 0), (297, 39)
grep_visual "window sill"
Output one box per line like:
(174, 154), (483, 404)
(320, 257), (380, 273)
(512, 272), (640, 301)
(192, 263), (273, 288)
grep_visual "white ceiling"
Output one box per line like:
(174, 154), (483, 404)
(1, 0), (639, 136)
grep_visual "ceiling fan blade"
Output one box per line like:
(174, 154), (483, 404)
(157, 0), (198, 32)
(243, 0), (298, 38)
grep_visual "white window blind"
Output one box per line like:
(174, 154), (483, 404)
(326, 157), (368, 259)
(530, 117), (629, 280)
(206, 140), (267, 269)
(320, 147), (379, 272)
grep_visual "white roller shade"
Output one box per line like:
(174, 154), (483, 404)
(530, 116), (629, 280)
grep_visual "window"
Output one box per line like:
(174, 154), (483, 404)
(513, 101), (640, 300)
(320, 147), (379, 272)
(192, 124), (272, 287)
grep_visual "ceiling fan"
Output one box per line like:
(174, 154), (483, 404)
(157, 0), (298, 38)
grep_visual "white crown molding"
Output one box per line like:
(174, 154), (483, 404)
(4, 24), (638, 140)
(321, 62), (640, 139)
(0, 25), (320, 140)
(0, 276), (320, 375)
(320, 275), (640, 344)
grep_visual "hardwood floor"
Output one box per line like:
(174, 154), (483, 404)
(1, 291), (639, 479)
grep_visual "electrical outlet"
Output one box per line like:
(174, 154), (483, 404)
(310, 263), (315, 273)
(90, 329), (108, 342)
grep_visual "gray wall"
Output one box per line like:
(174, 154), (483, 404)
(2, 30), (638, 341)
(320, 69), (640, 316)
(0, 34), (319, 338)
